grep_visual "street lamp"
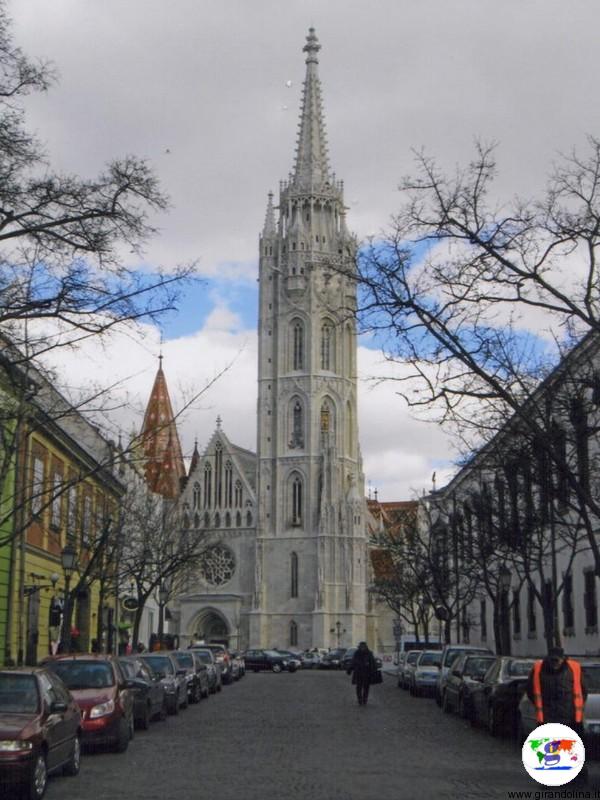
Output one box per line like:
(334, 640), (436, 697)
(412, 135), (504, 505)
(329, 620), (346, 647)
(157, 583), (169, 649)
(59, 543), (78, 653)
(498, 565), (512, 655)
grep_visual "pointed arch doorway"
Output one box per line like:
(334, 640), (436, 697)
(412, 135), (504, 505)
(190, 608), (230, 647)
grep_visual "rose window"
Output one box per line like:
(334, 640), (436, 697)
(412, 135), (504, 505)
(199, 544), (235, 586)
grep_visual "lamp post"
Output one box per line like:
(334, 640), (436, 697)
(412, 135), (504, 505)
(59, 543), (78, 653)
(498, 565), (512, 656)
(157, 583), (169, 649)
(330, 620), (346, 647)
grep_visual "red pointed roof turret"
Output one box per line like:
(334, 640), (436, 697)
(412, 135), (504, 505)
(140, 356), (186, 499)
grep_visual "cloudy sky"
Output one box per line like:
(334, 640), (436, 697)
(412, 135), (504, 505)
(10, 0), (600, 499)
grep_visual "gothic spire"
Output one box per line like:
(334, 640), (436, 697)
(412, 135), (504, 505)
(293, 28), (331, 191)
(262, 191), (276, 236)
(140, 357), (186, 499)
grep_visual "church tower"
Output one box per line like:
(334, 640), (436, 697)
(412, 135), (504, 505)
(251, 29), (368, 649)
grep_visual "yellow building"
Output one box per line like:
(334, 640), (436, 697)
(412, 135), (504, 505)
(5, 369), (124, 666)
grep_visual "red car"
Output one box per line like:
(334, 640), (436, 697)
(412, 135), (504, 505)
(43, 654), (135, 753)
(0, 667), (81, 800)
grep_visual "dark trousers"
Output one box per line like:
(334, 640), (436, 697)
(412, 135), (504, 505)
(356, 676), (370, 704)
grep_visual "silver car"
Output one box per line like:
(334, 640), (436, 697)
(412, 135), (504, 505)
(188, 647), (223, 694)
(398, 650), (421, 690)
(410, 650), (442, 696)
(435, 644), (493, 705)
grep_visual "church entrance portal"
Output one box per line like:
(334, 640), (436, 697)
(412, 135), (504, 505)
(191, 609), (230, 647)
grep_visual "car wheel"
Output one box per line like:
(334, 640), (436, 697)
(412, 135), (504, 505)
(488, 703), (500, 736)
(288, 663), (297, 673)
(272, 663), (282, 673)
(168, 696), (179, 715)
(158, 699), (168, 721)
(63, 734), (81, 776)
(458, 694), (468, 720)
(397, 677), (402, 688)
(115, 718), (130, 753)
(181, 692), (189, 710)
(29, 751), (47, 800)
(139, 703), (151, 730)
(217, 680), (222, 692)
(414, 686), (421, 698)
(435, 689), (442, 706)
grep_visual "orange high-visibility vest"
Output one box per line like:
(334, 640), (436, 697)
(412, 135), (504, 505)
(531, 659), (584, 724)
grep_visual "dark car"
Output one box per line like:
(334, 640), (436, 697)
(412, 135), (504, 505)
(341, 648), (357, 671)
(139, 653), (188, 715)
(118, 657), (167, 728)
(442, 653), (497, 718)
(43, 654), (135, 753)
(319, 648), (348, 670)
(470, 657), (534, 736)
(0, 667), (81, 800)
(188, 647), (222, 694)
(172, 651), (209, 703)
(195, 643), (234, 685)
(274, 650), (303, 671)
(244, 649), (296, 673)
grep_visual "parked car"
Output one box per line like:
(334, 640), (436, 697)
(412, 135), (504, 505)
(517, 659), (600, 755)
(193, 643), (234, 685)
(435, 644), (493, 705)
(301, 651), (322, 669)
(172, 651), (209, 703)
(188, 647), (223, 693)
(442, 653), (497, 718)
(139, 653), (188, 715)
(341, 648), (357, 671)
(42, 654), (135, 753)
(244, 649), (297, 673)
(409, 650), (442, 697)
(274, 650), (303, 670)
(469, 657), (534, 736)
(0, 667), (81, 800)
(319, 648), (347, 670)
(118, 657), (167, 728)
(398, 650), (421, 690)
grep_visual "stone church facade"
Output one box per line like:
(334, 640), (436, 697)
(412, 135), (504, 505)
(145, 29), (376, 651)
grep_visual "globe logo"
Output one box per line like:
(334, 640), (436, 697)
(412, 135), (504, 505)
(521, 723), (585, 786)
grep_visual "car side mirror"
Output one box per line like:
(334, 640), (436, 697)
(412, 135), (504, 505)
(50, 700), (68, 714)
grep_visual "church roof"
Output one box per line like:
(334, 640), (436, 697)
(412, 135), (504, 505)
(139, 357), (186, 499)
(292, 28), (331, 192)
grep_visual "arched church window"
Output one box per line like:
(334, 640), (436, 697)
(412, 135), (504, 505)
(192, 482), (201, 510)
(225, 461), (233, 507)
(204, 511), (210, 528)
(225, 511), (231, 528)
(215, 442), (223, 508)
(291, 552), (298, 598)
(236, 511), (242, 527)
(292, 320), (304, 371)
(246, 510), (252, 527)
(194, 512), (200, 529)
(291, 473), (303, 527)
(320, 401), (332, 434)
(203, 464), (212, 508)
(346, 401), (354, 456)
(182, 512), (190, 530)
(290, 620), (298, 647)
(234, 480), (243, 508)
(289, 399), (304, 449)
(214, 512), (221, 528)
(321, 321), (334, 371)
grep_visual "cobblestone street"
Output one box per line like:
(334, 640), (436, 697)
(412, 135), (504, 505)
(44, 670), (590, 800)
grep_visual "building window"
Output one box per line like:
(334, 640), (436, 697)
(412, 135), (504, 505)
(320, 322), (334, 371)
(292, 320), (304, 370)
(527, 584), (537, 635)
(215, 442), (223, 508)
(67, 483), (78, 538)
(50, 471), (62, 529)
(214, 512), (221, 528)
(291, 552), (298, 598)
(236, 511), (242, 527)
(225, 462), (233, 507)
(31, 457), (44, 517)
(290, 621), (298, 647)
(291, 474), (303, 526)
(480, 599), (487, 640)
(203, 464), (212, 509)
(563, 572), (574, 631)
(192, 482), (201, 510)
(320, 401), (331, 433)
(570, 397), (590, 494)
(234, 480), (243, 508)
(225, 511), (231, 528)
(246, 510), (252, 527)
(512, 589), (521, 637)
(82, 495), (92, 547)
(584, 569), (598, 631)
(290, 400), (304, 449)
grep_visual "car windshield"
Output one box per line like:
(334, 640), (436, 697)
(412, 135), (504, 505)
(194, 652), (212, 664)
(48, 660), (114, 689)
(583, 665), (600, 692)
(464, 657), (495, 677)
(0, 674), (39, 713)
(419, 652), (441, 667)
(173, 653), (193, 668)
(407, 652), (420, 665)
(143, 656), (174, 675)
(507, 660), (534, 677)
(264, 650), (281, 657)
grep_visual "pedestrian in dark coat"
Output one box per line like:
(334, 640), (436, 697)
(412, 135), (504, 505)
(348, 641), (377, 705)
